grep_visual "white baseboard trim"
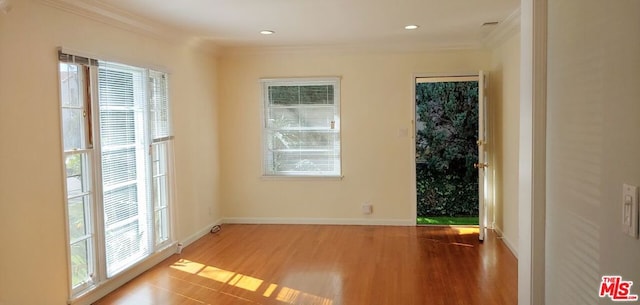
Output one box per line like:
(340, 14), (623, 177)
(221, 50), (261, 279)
(180, 219), (223, 248)
(222, 217), (414, 226)
(494, 226), (518, 258)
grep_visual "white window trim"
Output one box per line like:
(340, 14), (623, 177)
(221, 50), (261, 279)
(260, 77), (342, 178)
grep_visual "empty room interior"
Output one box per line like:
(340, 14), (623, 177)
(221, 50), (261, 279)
(1, 0), (639, 304)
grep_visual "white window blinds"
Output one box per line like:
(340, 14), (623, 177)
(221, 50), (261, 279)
(262, 78), (341, 177)
(149, 70), (171, 140)
(98, 62), (150, 276)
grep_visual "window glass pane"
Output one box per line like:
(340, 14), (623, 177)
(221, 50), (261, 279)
(152, 143), (167, 176)
(268, 86), (299, 105)
(70, 239), (92, 288)
(103, 186), (138, 227)
(266, 131), (339, 174)
(105, 218), (145, 276)
(269, 151), (339, 173)
(268, 85), (335, 106)
(153, 176), (167, 209)
(150, 71), (170, 139)
(68, 196), (89, 241)
(66, 176), (83, 197)
(62, 108), (85, 151)
(65, 154), (82, 177)
(59, 63), (82, 108)
(300, 107), (335, 128)
(99, 111), (136, 146)
(155, 209), (169, 245)
(65, 154), (83, 196)
(66, 153), (91, 196)
(268, 130), (338, 150)
(300, 85), (334, 104)
(98, 68), (136, 107)
(101, 148), (137, 187)
(267, 107), (298, 129)
(268, 107), (335, 129)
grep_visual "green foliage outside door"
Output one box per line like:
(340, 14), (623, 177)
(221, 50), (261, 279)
(415, 80), (479, 219)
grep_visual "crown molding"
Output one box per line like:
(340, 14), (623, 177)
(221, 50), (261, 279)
(38, 0), (219, 55)
(483, 7), (521, 48)
(219, 41), (484, 57)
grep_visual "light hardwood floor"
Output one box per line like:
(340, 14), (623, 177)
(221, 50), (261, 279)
(95, 225), (517, 305)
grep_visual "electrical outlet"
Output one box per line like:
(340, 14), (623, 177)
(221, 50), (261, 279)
(362, 202), (373, 215)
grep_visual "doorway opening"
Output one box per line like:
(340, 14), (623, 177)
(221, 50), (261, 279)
(414, 74), (487, 234)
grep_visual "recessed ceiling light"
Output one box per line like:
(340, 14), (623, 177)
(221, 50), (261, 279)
(260, 30), (275, 35)
(404, 25), (419, 30)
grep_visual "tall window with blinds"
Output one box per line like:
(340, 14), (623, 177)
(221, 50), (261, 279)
(58, 51), (173, 298)
(262, 78), (341, 177)
(97, 62), (150, 277)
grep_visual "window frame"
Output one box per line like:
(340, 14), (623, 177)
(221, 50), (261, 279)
(58, 52), (175, 300)
(96, 61), (152, 278)
(260, 77), (342, 178)
(59, 61), (99, 295)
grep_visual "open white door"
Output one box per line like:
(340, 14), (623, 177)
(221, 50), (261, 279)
(476, 71), (487, 241)
(415, 73), (488, 233)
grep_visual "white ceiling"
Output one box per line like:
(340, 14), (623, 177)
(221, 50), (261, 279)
(81, 0), (520, 50)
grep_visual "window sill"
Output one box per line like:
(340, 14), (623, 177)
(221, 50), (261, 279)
(261, 175), (344, 181)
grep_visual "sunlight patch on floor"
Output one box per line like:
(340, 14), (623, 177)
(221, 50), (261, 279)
(199, 265), (235, 282)
(170, 259), (206, 274)
(277, 286), (334, 305)
(453, 227), (480, 235)
(263, 283), (278, 297)
(170, 259), (333, 305)
(228, 273), (263, 292)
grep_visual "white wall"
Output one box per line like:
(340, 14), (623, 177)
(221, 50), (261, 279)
(218, 49), (490, 224)
(0, 2), (220, 304)
(546, 0), (640, 304)
(490, 33), (521, 256)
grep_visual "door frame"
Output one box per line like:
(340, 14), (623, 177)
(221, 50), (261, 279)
(519, 0), (547, 304)
(410, 72), (494, 230)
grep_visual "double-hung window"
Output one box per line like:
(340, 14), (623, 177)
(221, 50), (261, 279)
(262, 78), (341, 177)
(58, 51), (173, 298)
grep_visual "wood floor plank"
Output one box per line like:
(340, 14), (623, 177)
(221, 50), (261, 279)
(95, 225), (517, 305)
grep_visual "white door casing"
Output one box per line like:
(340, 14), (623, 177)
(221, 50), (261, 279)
(414, 72), (488, 238)
(477, 71), (487, 241)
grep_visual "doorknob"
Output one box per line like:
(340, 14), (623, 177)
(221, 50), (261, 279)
(474, 162), (488, 169)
